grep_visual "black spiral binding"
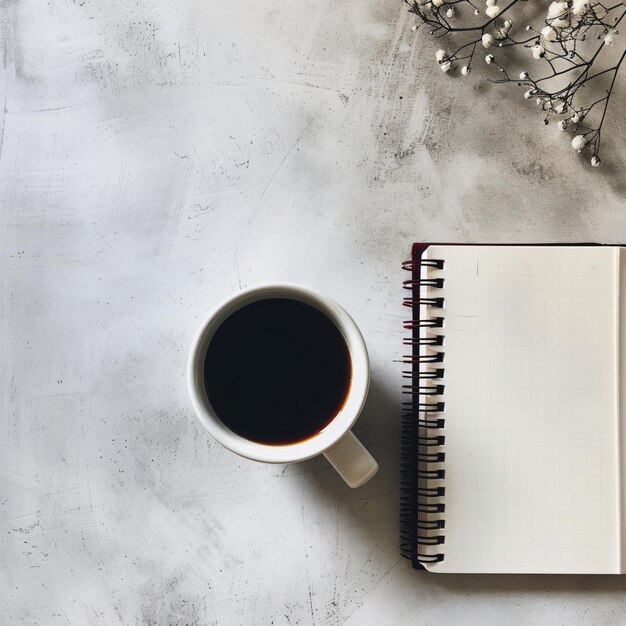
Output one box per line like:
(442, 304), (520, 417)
(400, 249), (446, 569)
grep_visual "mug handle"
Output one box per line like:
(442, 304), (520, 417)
(323, 431), (378, 488)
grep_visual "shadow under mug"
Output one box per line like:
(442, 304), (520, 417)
(187, 283), (379, 488)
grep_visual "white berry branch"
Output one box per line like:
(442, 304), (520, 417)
(406, 0), (625, 165)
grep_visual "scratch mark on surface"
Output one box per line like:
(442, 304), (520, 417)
(0, 8), (7, 166)
(45, 480), (101, 496)
(234, 254), (242, 289)
(308, 585), (316, 626)
(341, 560), (403, 624)
(6, 532), (49, 558)
(371, 559), (402, 591)
(248, 118), (313, 222)
(0, 468), (39, 486)
(257, 75), (347, 100)
(346, 495), (377, 504)
(3, 511), (40, 524)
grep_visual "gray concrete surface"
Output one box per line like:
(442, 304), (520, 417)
(2, 0), (626, 623)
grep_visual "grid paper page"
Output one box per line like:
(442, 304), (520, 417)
(424, 245), (619, 574)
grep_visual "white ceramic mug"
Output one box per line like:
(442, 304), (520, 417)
(187, 284), (378, 488)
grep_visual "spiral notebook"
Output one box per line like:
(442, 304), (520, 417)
(401, 243), (626, 574)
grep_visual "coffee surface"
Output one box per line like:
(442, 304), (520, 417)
(204, 298), (351, 445)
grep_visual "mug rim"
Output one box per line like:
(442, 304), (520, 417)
(187, 283), (370, 463)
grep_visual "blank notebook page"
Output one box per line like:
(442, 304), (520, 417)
(424, 245), (620, 574)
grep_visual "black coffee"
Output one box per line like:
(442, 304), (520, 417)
(203, 298), (352, 445)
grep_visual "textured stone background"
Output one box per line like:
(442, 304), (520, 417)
(2, 0), (626, 624)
